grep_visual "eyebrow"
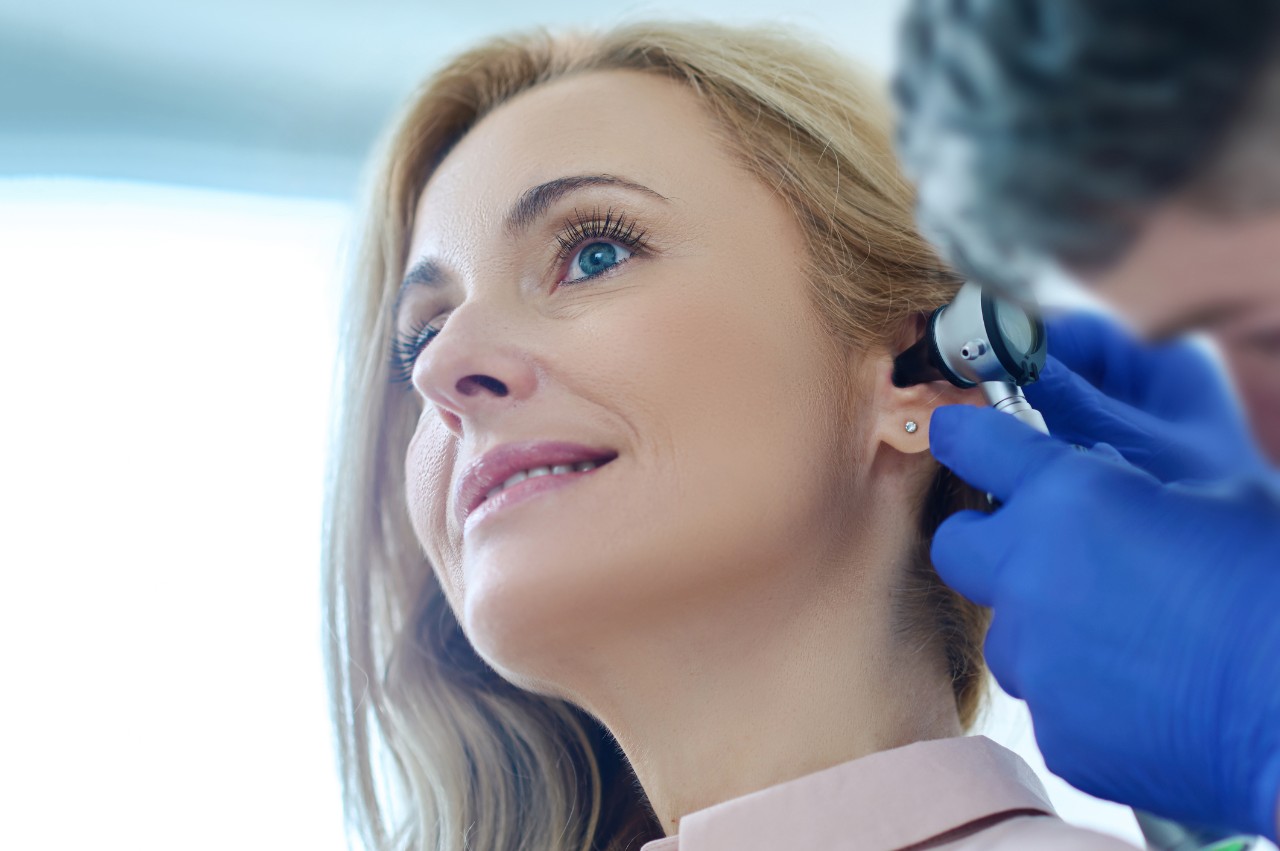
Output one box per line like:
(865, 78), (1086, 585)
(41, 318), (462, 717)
(393, 174), (668, 319)
(392, 257), (445, 323)
(1147, 301), (1252, 341)
(504, 173), (669, 234)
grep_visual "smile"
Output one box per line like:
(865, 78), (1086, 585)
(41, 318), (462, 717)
(482, 459), (604, 502)
(455, 440), (618, 531)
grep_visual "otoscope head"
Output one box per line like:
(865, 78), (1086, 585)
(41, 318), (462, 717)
(892, 281), (1047, 389)
(891, 329), (944, 388)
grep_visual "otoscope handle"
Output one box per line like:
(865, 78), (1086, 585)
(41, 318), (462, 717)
(980, 380), (1048, 434)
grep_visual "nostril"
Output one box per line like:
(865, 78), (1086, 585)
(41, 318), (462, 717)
(456, 374), (509, 397)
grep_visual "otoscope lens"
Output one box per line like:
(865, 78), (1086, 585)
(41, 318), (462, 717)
(994, 301), (1038, 355)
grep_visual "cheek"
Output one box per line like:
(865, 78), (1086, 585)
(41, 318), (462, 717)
(1223, 343), (1280, 461)
(404, 412), (461, 598)
(646, 263), (837, 456)
(587, 258), (846, 539)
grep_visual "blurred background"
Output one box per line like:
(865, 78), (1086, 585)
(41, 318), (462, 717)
(0, 1), (1144, 848)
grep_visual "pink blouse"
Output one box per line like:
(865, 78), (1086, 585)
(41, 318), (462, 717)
(640, 735), (1138, 850)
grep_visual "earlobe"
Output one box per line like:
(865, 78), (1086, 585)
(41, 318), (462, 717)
(869, 351), (980, 455)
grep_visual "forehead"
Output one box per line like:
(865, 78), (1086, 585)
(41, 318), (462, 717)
(410, 69), (736, 251)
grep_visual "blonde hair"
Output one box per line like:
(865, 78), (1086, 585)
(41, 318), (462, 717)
(323, 21), (990, 851)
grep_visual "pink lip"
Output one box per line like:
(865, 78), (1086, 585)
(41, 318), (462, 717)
(455, 440), (617, 531)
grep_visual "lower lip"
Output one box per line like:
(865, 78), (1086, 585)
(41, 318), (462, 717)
(463, 464), (608, 534)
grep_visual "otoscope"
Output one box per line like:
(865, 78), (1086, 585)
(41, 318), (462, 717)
(892, 280), (1049, 432)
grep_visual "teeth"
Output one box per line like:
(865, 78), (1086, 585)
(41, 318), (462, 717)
(482, 459), (608, 503)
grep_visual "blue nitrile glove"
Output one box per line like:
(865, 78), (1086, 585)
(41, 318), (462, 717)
(929, 405), (1280, 840)
(1023, 312), (1265, 482)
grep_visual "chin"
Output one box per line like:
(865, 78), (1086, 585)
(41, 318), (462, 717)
(458, 544), (631, 690)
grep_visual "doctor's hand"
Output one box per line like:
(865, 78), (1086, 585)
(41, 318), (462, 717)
(929, 405), (1280, 840)
(1022, 312), (1266, 482)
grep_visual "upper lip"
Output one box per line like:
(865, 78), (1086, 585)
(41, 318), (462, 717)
(454, 440), (618, 525)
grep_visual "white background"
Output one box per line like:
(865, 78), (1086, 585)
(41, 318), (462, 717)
(0, 180), (349, 849)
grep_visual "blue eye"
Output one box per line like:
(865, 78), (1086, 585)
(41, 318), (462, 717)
(566, 240), (632, 283)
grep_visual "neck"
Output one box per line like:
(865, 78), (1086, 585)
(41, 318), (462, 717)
(564, 492), (962, 836)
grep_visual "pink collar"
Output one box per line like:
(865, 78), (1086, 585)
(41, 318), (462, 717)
(640, 735), (1055, 851)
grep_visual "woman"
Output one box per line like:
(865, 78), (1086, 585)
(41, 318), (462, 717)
(323, 22), (1134, 851)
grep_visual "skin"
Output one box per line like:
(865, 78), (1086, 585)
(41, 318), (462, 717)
(394, 69), (966, 835)
(1084, 200), (1280, 463)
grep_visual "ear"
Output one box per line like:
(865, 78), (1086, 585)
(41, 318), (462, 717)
(868, 314), (984, 455)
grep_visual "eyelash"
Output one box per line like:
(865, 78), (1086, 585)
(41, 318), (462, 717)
(389, 317), (441, 385)
(388, 206), (648, 387)
(553, 207), (648, 277)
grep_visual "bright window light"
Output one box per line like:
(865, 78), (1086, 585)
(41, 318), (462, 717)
(0, 178), (348, 850)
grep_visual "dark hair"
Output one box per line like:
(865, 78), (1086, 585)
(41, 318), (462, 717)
(893, 0), (1280, 283)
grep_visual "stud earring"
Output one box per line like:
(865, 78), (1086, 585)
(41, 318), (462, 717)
(904, 420), (919, 434)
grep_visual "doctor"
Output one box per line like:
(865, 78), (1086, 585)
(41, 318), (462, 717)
(893, 0), (1280, 841)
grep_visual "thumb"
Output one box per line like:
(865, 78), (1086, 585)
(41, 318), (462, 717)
(930, 404), (1076, 502)
(931, 509), (1001, 607)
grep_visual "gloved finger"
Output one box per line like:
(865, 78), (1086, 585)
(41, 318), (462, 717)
(1140, 339), (1246, 427)
(1026, 356), (1166, 450)
(1027, 356), (1233, 482)
(1090, 441), (1126, 464)
(929, 404), (1076, 503)
(931, 509), (1001, 607)
(1044, 313), (1237, 425)
(1041, 312), (1142, 396)
(981, 612), (1022, 700)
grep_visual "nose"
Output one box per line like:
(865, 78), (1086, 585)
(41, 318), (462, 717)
(412, 303), (538, 436)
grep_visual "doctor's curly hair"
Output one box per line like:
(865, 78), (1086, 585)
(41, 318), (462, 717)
(894, 0), (1280, 285)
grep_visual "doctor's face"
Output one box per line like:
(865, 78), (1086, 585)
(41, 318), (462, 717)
(1084, 202), (1280, 462)
(392, 70), (871, 689)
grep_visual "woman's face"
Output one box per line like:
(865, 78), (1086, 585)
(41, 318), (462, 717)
(397, 70), (878, 690)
